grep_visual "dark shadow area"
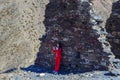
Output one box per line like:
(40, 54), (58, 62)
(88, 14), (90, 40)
(20, 65), (97, 75)
(104, 73), (117, 76)
(106, 0), (120, 59)
(21, 65), (51, 73)
(2, 68), (17, 73)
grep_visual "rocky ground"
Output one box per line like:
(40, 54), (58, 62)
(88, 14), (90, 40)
(0, 67), (120, 80)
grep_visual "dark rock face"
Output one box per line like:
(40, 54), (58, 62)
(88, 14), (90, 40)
(35, 0), (110, 71)
(106, 0), (120, 59)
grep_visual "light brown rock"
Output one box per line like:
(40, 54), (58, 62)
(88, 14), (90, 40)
(0, 0), (49, 72)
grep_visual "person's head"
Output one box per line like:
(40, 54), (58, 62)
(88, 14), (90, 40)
(56, 43), (60, 48)
(53, 41), (62, 48)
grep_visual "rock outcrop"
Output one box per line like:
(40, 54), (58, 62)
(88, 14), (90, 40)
(106, 0), (120, 59)
(35, 0), (114, 71)
(0, 0), (49, 72)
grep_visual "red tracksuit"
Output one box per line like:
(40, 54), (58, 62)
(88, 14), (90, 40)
(52, 47), (62, 72)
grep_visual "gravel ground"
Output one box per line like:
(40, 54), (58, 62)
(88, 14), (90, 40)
(0, 67), (120, 80)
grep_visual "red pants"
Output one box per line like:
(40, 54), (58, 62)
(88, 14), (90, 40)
(54, 57), (61, 72)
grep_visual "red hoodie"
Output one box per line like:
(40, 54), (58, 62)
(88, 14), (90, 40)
(52, 47), (62, 59)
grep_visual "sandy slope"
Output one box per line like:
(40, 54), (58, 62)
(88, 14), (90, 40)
(0, 0), (49, 72)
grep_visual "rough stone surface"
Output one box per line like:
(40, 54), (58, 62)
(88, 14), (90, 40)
(0, 0), (49, 72)
(35, 0), (112, 71)
(106, 0), (120, 59)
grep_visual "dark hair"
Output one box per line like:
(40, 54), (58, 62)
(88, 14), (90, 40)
(54, 41), (62, 48)
(58, 42), (62, 48)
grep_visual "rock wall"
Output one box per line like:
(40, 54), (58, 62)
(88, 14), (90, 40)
(106, 0), (120, 59)
(35, 0), (112, 71)
(0, 0), (49, 72)
(91, 0), (120, 71)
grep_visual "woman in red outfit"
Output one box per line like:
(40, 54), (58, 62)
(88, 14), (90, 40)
(52, 43), (62, 74)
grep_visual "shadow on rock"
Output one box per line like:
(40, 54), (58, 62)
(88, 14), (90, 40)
(2, 68), (17, 73)
(20, 65), (51, 73)
(20, 65), (96, 75)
